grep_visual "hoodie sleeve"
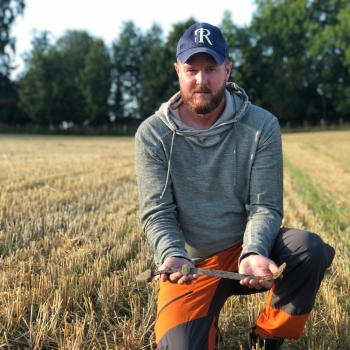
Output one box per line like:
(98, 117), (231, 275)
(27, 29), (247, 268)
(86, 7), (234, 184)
(239, 116), (283, 264)
(134, 130), (189, 266)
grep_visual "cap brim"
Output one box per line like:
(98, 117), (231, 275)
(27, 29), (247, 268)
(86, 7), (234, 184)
(177, 47), (226, 65)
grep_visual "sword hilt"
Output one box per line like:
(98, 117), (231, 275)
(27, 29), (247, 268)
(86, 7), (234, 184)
(136, 264), (193, 282)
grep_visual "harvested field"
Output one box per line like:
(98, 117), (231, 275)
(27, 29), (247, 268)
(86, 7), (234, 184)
(0, 132), (349, 349)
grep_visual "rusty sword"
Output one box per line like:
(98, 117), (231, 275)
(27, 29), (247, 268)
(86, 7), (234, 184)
(136, 262), (286, 283)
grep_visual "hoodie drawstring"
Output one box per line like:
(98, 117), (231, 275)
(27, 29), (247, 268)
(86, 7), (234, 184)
(160, 129), (176, 199)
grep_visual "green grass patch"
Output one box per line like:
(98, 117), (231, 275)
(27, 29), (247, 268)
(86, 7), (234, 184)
(283, 155), (349, 235)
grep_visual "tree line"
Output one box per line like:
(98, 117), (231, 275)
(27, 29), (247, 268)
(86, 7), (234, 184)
(1, 0), (349, 131)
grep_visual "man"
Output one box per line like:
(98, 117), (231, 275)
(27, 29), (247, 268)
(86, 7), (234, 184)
(135, 22), (335, 350)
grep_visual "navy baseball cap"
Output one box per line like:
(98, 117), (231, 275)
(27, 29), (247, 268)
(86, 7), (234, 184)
(176, 22), (229, 65)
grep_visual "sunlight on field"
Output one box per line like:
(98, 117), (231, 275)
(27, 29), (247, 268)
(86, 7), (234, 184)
(0, 135), (155, 349)
(0, 133), (349, 349)
(282, 131), (350, 207)
(281, 131), (350, 349)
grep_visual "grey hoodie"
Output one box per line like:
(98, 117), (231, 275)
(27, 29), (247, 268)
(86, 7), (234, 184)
(135, 83), (283, 266)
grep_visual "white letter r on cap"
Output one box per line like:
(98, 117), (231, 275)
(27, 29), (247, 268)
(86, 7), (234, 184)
(194, 28), (212, 45)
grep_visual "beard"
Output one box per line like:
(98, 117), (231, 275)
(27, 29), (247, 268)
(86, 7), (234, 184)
(180, 81), (226, 115)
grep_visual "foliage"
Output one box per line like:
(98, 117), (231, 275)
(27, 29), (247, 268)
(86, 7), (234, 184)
(242, 0), (350, 123)
(139, 18), (196, 119)
(0, 72), (29, 123)
(76, 39), (111, 125)
(17, 31), (112, 126)
(0, 0), (26, 124)
(111, 21), (163, 120)
(4, 1), (350, 128)
(306, 0), (350, 116)
(0, 0), (25, 76)
(17, 37), (61, 125)
(251, 1), (318, 121)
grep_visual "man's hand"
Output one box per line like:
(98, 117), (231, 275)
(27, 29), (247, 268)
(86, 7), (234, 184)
(239, 254), (283, 290)
(159, 257), (198, 285)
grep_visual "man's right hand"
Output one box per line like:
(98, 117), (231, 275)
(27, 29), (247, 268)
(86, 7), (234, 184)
(159, 257), (198, 285)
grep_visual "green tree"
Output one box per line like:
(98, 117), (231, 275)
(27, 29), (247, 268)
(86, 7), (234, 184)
(137, 23), (169, 119)
(111, 21), (144, 119)
(0, 72), (29, 123)
(76, 39), (112, 125)
(0, 0), (25, 75)
(307, 0), (350, 120)
(139, 18), (197, 119)
(18, 30), (96, 125)
(0, 0), (26, 124)
(53, 30), (95, 124)
(250, 1), (318, 123)
(242, 0), (350, 124)
(112, 21), (167, 121)
(219, 10), (269, 103)
(17, 41), (62, 125)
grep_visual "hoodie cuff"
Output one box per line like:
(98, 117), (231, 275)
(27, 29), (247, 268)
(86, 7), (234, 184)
(238, 244), (269, 266)
(238, 252), (259, 266)
(159, 248), (193, 266)
(173, 256), (195, 264)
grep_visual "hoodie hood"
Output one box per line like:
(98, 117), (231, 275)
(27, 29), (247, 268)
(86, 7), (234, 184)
(153, 82), (251, 198)
(155, 82), (251, 147)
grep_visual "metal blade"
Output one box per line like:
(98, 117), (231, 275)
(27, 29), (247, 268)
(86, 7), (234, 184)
(136, 262), (286, 283)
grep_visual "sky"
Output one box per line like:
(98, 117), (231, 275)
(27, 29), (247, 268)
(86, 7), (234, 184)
(10, 0), (257, 79)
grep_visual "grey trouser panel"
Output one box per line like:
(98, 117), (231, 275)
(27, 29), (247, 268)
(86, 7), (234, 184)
(156, 229), (335, 350)
(268, 228), (335, 315)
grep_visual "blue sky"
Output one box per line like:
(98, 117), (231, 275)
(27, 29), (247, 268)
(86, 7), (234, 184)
(11, 0), (256, 79)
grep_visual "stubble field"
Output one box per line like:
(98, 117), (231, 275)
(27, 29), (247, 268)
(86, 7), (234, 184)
(0, 131), (349, 349)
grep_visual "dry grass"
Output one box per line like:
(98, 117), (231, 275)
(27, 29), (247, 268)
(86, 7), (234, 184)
(0, 132), (349, 349)
(282, 131), (350, 208)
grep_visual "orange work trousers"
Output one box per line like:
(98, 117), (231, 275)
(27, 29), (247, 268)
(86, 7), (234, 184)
(155, 228), (335, 350)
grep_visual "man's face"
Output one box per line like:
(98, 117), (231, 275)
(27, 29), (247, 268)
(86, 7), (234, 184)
(174, 53), (232, 115)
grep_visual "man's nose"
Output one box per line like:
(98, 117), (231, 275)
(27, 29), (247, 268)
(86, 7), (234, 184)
(195, 71), (207, 85)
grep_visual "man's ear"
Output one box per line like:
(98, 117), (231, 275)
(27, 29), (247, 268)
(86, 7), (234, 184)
(226, 61), (232, 80)
(174, 62), (180, 75)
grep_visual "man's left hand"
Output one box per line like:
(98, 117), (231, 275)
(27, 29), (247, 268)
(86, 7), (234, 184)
(239, 254), (282, 290)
